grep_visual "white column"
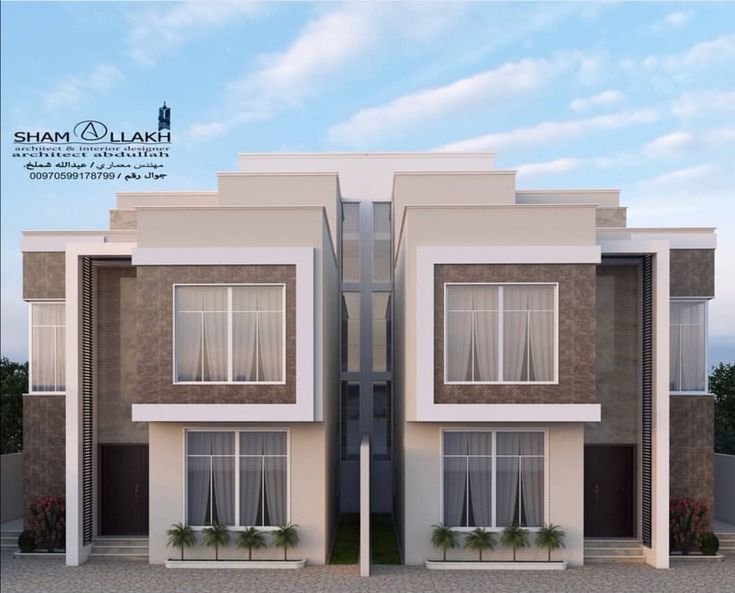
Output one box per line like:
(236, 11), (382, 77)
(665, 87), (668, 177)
(360, 434), (371, 577)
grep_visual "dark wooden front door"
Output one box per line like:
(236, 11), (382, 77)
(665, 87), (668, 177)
(100, 445), (149, 536)
(584, 445), (635, 537)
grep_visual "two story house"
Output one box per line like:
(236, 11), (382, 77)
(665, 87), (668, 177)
(21, 152), (715, 569)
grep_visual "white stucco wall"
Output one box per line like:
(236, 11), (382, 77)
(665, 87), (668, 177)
(148, 421), (331, 565)
(401, 422), (585, 566)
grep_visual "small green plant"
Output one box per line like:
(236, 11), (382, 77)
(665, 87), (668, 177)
(463, 527), (496, 561)
(17, 530), (36, 554)
(535, 523), (566, 562)
(430, 523), (459, 561)
(699, 532), (719, 556)
(237, 527), (267, 560)
(166, 522), (196, 561)
(500, 524), (529, 561)
(272, 523), (300, 560)
(202, 522), (230, 560)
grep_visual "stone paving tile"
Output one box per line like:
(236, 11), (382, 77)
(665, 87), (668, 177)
(2, 550), (733, 593)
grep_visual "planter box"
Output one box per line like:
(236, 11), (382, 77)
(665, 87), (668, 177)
(425, 559), (567, 571)
(165, 559), (306, 569)
(670, 553), (724, 562)
(13, 551), (65, 558)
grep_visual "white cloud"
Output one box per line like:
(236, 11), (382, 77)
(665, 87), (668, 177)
(639, 163), (716, 191)
(651, 11), (691, 32)
(41, 64), (122, 110)
(515, 158), (582, 180)
(569, 89), (625, 112)
(328, 57), (569, 147)
(127, 0), (260, 65)
(672, 90), (735, 119)
(643, 34), (735, 76)
(435, 108), (659, 152)
(643, 131), (695, 158)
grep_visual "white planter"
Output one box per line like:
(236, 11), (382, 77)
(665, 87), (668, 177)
(13, 551), (65, 558)
(425, 559), (567, 571)
(670, 553), (724, 562)
(165, 559), (306, 569)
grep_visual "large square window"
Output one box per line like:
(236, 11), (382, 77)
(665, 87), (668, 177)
(175, 285), (285, 383)
(445, 284), (557, 383)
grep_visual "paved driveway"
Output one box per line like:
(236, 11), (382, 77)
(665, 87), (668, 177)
(2, 550), (733, 593)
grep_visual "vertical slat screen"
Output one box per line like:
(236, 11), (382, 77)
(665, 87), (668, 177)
(81, 257), (94, 545)
(641, 254), (653, 548)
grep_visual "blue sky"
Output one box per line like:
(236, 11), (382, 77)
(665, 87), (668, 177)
(1, 1), (734, 364)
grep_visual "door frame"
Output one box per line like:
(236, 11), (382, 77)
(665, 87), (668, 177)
(584, 444), (637, 538)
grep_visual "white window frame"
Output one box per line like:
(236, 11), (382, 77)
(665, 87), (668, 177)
(439, 427), (549, 532)
(670, 297), (709, 395)
(183, 427), (290, 531)
(443, 283), (559, 385)
(173, 284), (287, 385)
(28, 300), (66, 395)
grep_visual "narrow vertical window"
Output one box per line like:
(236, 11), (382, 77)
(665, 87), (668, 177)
(341, 382), (360, 460)
(342, 203), (360, 283)
(30, 302), (66, 392)
(670, 300), (707, 392)
(372, 293), (391, 372)
(373, 203), (391, 282)
(341, 293), (360, 372)
(239, 432), (287, 527)
(373, 382), (391, 460)
(186, 432), (235, 526)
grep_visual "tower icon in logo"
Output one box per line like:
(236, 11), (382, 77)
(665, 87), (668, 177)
(158, 102), (171, 131)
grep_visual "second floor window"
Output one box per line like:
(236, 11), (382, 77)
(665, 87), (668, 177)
(175, 285), (285, 383)
(30, 302), (66, 393)
(670, 300), (707, 392)
(445, 284), (557, 383)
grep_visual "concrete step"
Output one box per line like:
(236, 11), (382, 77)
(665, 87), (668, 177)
(91, 538), (148, 561)
(585, 547), (644, 557)
(585, 555), (645, 563)
(584, 539), (641, 549)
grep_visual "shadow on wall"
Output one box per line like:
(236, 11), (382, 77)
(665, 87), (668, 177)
(715, 454), (735, 525)
(1, 453), (24, 523)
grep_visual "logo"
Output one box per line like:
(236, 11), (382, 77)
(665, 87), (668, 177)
(158, 102), (171, 131)
(73, 120), (108, 141)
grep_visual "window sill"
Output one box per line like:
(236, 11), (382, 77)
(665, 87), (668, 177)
(448, 526), (542, 533)
(443, 381), (559, 386)
(670, 391), (712, 396)
(174, 381), (286, 386)
(187, 525), (281, 532)
(25, 392), (66, 396)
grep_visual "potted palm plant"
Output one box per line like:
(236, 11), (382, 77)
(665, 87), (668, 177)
(236, 527), (267, 561)
(166, 523), (196, 561)
(202, 522), (230, 561)
(463, 527), (496, 561)
(272, 523), (300, 560)
(430, 523), (459, 561)
(500, 524), (529, 562)
(535, 524), (565, 562)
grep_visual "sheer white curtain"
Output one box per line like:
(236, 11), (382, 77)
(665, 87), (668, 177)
(521, 456), (544, 527)
(187, 457), (210, 525)
(233, 288), (258, 381)
(467, 432), (493, 527)
(202, 290), (227, 381)
(503, 288), (529, 381)
(263, 432), (287, 526)
(211, 432), (235, 525)
(473, 287), (498, 381)
(443, 432), (468, 526)
(176, 287), (227, 381)
(257, 287), (284, 382)
(496, 432), (521, 525)
(528, 286), (555, 382)
(671, 301), (706, 391)
(446, 287), (474, 381)
(31, 303), (65, 392)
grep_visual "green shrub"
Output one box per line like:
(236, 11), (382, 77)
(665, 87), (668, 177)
(29, 496), (65, 552)
(699, 532), (719, 556)
(18, 530), (36, 553)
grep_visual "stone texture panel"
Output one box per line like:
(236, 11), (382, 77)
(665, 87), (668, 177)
(22, 395), (65, 525)
(136, 265), (296, 404)
(434, 264), (596, 404)
(596, 207), (627, 228)
(23, 252), (65, 300)
(109, 210), (137, 230)
(670, 395), (715, 526)
(670, 249), (714, 297)
(587, 264), (640, 444)
(96, 266), (148, 443)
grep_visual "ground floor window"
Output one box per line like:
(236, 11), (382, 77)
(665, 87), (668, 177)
(442, 430), (545, 528)
(186, 430), (287, 528)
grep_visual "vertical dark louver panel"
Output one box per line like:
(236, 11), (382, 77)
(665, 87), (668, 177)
(81, 257), (94, 545)
(641, 254), (653, 548)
